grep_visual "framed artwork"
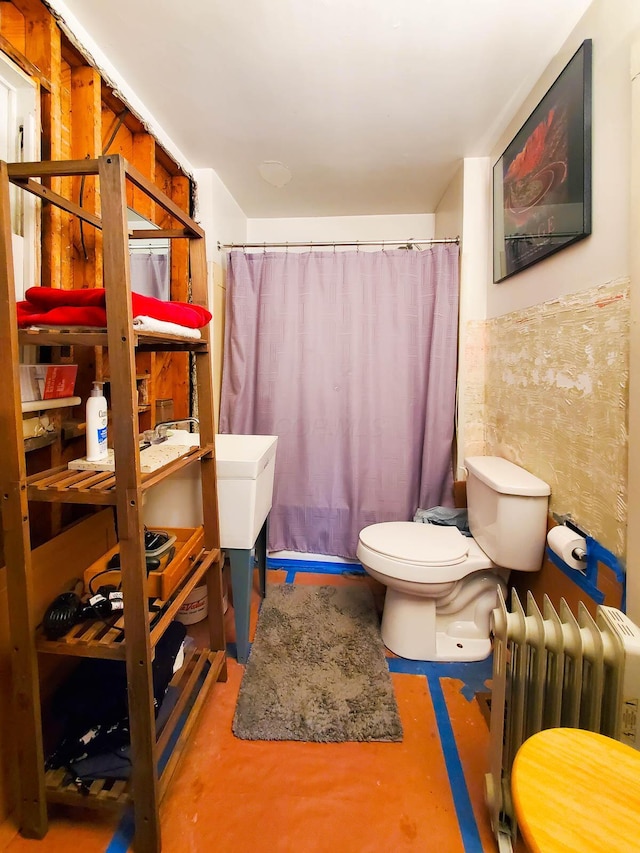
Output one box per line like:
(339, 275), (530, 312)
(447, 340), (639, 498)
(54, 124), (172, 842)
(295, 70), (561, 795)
(493, 39), (592, 283)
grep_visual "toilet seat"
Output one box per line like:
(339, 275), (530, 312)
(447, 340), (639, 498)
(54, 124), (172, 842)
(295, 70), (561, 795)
(360, 522), (468, 565)
(357, 521), (494, 583)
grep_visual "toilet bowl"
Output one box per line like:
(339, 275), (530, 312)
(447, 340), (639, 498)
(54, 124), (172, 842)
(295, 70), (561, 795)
(357, 456), (550, 662)
(357, 522), (508, 661)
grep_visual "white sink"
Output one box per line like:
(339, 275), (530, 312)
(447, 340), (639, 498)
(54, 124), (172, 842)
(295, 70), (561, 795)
(142, 432), (278, 549)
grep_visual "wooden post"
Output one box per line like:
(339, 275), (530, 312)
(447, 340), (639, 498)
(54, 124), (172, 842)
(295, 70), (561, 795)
(0, 160), (48, 837)
(190, 236), (226, 660)
(98, 154), (161, 853)
(70, 65), (102, 289)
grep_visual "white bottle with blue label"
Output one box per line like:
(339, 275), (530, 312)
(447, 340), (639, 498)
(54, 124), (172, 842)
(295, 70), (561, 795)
(86, 381), (108, 461)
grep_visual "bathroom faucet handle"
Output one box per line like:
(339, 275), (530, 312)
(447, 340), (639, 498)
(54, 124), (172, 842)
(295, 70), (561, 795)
(144, 417), (199, 445)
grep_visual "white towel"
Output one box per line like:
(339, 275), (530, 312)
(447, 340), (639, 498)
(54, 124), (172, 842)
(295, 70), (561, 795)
(132, 315), (202, 340)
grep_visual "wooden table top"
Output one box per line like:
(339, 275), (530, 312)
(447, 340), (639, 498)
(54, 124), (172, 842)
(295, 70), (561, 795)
(512, 727), (640, 852)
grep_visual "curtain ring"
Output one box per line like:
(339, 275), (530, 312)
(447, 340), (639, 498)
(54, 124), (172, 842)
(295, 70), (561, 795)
(263, 242), (266, 254)
(333, 242), (336, 254)
(286, 241), (289, 253)
(382, 240), (386, 252)
(356, 240), (360, 253)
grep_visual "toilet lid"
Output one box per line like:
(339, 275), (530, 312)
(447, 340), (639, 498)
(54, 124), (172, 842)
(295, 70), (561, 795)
(359, 522), (469, 566)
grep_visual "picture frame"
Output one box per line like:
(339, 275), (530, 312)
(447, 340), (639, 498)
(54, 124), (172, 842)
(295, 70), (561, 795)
(493, 39), (592, 283)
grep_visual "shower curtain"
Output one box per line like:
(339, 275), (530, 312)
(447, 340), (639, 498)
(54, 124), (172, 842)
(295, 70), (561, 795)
(129, 252), (169, 300)
(220, 245), (459, 558)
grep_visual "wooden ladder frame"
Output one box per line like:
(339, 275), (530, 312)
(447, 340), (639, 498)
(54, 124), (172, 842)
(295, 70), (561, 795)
(0, 155), (226, 852)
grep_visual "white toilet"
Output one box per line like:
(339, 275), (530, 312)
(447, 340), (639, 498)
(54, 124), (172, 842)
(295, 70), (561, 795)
(356, 456), (550, 661)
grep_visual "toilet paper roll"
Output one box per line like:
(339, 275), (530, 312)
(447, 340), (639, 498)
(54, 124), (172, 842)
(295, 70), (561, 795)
(547, 526), (588, 571)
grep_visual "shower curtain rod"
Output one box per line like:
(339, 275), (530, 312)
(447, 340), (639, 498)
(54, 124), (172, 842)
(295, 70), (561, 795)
(217, 237), (459, 250)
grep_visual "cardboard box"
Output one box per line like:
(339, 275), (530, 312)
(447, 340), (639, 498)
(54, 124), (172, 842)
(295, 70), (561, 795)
(20, 364), (78, 402)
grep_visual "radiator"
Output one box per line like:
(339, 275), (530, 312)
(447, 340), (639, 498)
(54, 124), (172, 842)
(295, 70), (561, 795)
(485, 586), (640, 850)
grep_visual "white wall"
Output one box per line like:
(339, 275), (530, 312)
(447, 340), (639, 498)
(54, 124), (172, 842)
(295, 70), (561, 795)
(487, 0), (640, 319)
(443, 159), (492, 476)
(193, 168), (248, 266)
(434, 165), (463, 244)
(246, 213), (435, 248)
(191, 168), (247, 429)
(468, 0), (639, 618)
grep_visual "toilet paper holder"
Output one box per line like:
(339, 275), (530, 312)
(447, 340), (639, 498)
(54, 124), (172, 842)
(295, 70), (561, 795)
(548, 518), (588, 570)
(570, 541), (587, 563)
(563, 519), (588, 562)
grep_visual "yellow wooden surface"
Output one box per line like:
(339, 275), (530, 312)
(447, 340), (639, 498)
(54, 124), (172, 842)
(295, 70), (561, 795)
(512, 727), (640, 852)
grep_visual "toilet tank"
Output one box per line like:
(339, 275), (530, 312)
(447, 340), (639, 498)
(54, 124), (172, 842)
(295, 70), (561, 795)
(465, 456), (550, 572)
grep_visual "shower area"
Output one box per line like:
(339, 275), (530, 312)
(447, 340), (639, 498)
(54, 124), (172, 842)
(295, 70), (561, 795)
(219, 236), (460, 561)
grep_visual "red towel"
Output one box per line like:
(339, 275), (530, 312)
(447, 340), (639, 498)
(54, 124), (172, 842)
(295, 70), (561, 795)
(17, 287), (212, 329)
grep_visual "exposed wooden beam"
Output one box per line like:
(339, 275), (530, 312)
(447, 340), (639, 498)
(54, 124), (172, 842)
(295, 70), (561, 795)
(71, 64), (102, 288)
(131, 132), (155, 222)
(0, 32), (51, 90)
(0, 1), (26, 54)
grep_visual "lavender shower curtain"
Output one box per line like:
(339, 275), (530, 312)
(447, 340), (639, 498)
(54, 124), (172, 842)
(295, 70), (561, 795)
(220, 245), (459, 558)
(129, 252), (169, 300)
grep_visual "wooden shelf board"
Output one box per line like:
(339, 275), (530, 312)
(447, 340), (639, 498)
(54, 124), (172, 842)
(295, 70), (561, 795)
(22, 396), (81, 413)
(24, 432), (59, 453)
(158, 650), (225, 801)
(45, 770), (131, 810)
(36, 546), (220, 658)
(26, 444), (214, 504)
(19, 327), (208, 352)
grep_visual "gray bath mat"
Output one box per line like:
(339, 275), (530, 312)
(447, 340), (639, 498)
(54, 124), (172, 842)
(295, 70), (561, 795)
(232, 584), (403, 742)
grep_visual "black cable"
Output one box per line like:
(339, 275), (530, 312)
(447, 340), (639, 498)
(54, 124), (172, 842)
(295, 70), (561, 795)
(88, 568), (116, 596)
(77, 109), (129, 263)
(102, 110), (128, 155)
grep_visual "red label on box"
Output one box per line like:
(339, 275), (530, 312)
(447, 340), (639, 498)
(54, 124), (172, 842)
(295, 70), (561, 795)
(42, 365), (78, 399)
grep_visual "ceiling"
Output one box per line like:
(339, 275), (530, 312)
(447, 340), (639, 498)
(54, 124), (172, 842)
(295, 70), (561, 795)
(54, 0), (593, 219)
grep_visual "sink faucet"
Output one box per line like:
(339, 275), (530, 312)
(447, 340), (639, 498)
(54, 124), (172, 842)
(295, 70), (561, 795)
(143, 417), (199, 445)
(155, 417), (199, 431)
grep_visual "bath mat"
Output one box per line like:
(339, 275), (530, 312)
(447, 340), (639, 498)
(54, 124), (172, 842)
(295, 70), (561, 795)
(232, 584), (403, 742)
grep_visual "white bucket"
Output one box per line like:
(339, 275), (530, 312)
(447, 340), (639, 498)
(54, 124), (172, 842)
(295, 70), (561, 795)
(176, 585), (208, 625)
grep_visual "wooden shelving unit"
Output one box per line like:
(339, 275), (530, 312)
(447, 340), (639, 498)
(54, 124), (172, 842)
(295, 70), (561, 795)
(0, 155), (226, 851)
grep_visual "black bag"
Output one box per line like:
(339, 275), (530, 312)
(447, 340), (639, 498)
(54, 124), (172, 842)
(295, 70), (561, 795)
(46, 621), (186, 772)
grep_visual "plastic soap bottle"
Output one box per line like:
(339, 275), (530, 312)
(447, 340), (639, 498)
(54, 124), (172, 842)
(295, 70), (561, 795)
(86, 381), (108, 461)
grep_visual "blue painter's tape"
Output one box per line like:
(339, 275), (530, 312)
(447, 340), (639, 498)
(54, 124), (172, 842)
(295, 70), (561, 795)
(106, 664), (209, 851)
(387, 656), (492, 701)
(266, 556), (366, 574)
(546, 546), (605, 604)
(587, 536), (627, 612)
(546, 533), (626, 610)
(427, 674), (484, 853)
(106, 807), (134, 853)
(266, 557), (366, 585)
